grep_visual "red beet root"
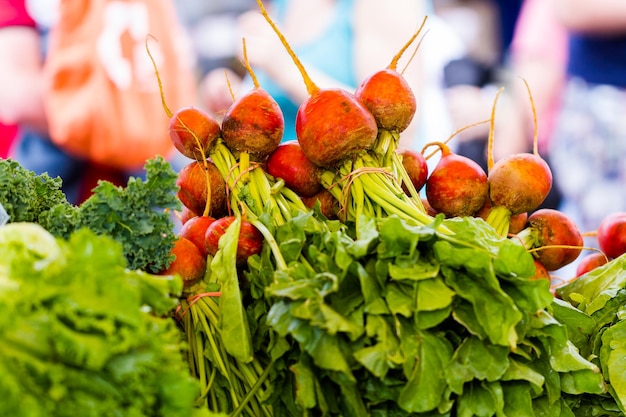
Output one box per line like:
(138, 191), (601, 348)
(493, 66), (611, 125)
(205, 216), (264, 265)
(399, 148), (428, 193)
(301, 189), (340, 220)
(179, 215), (216, 257)
(160, 237), (207, 288)
(421, 198), (438, 217)
(575, 252), (609, 277)
(523, 209), (584, 271)
(488, 153), (553, 215)
(597, 211), (626, 260)
(266, 140), (322, 197)
(180, 206), (198, 225)
(425, 141), (488, 218)
(255, 0), (377, 169)
(355, 69), (416, 133)
(221, 88), (284, 160)
(530, 259), (551, 282)
(176, 160), (228, 218)
(296, 89), (378, 168)
(169, 106), (221, 161)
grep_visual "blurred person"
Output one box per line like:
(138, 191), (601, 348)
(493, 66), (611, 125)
(545, 0), (626, 241)
(0, 0), (194, 205)
(201, 0), (462, 152)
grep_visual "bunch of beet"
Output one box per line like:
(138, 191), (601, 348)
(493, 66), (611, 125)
(158, 38), (317, 289)
(410, 85), (589, 289)
(251, 0), (438, 235)
(160, 103), (272, 289)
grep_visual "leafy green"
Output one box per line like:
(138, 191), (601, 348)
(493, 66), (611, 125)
(0, 157), (180, 272)
(0, 223), (201, 417)
(244, 213), (604, 416)
(555, 254), (626, 414)
(0, 158), (69, 224)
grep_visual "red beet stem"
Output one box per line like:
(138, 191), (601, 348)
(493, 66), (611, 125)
(241, 38), (260, 89)
(255, 0), (319, 96)
(388, 16), (428, 71)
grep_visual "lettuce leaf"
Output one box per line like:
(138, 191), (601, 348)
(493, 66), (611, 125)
(0, 224), (199, 417)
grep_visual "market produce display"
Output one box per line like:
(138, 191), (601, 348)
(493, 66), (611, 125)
(3, 1), (626, 415)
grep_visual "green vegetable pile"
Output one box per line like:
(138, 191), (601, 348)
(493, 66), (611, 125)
(0, 222), (204, 417)
(553, 255), (626, 415)
(0, 157), (180, 273)
(234, 212), (606, 416)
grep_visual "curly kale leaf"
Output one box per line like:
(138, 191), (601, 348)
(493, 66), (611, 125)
(74, 157), (181, 273)
(0, 158), (71, 224)
(1, 157), (181, 273)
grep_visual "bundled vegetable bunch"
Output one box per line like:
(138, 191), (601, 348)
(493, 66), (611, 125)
(0, 223), (205, 417)
(156, 37), (315, 415)
(415, 83), (587, 286)
(152, 3), (617, 417)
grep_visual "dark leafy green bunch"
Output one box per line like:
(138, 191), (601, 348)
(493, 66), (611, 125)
(0, 223), (203, 417)
(247, 213), (606, 416)
(0, 157), (69, 224)
(554, 256), (626, 416)
(0, 157), (180, 273)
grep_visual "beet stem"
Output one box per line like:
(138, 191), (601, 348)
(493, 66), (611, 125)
(241, 38), (260, 90)
(486, 87), (505, 172)
(485, 205), (513, 238)
(388, 16), (428, 71)
(145, 35), (172, 118)
(247, 218), (287, 271)
(520, 78), (539, 156)
(255, 0), (319, 95)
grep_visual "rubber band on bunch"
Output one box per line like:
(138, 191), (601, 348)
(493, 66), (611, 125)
(175, 291), (222, 320)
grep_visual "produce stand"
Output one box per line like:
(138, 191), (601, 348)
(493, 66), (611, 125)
(2, 2), (626, 416)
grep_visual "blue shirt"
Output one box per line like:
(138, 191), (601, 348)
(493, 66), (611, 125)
(252, 0), (357, 142)
(567, 34), (626, 88)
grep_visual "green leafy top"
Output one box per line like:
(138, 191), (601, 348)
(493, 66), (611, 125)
(0, 157), (181, 272)
(243, 213), (604, 416)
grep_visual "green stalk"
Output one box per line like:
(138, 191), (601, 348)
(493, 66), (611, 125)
(276, 182), (309, 213)
(223, 359), (259, 416)
(189, 306), (211, 401)
(357, 169), (434, 225)
(192, 305), (240, 408)
(248, 217), (288, 271)
(196, 299), (271, 416)
(239, 151), (251, 184)
(372, 128), (394, 158)
(181, 300), (197, 377)
(320, 171), (350, 215)
(485, 205), (512, 238)
(273, 194), (293, 224)
(231, 361), (275, 417)
(391, 151), (426, 211)
(513, 224), (540, 250)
